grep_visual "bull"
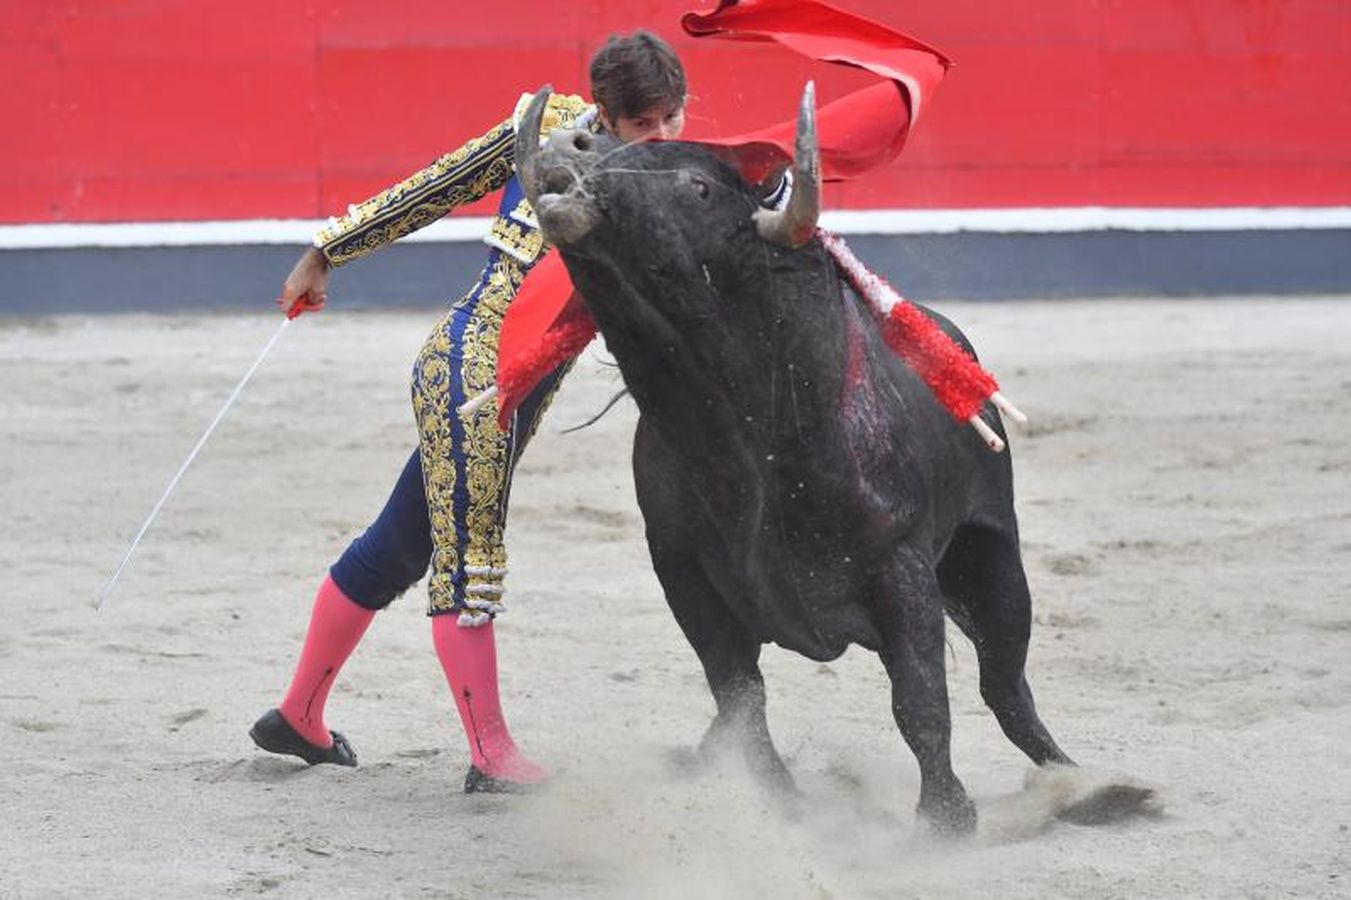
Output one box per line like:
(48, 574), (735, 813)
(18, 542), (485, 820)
(515, 86), (1076, 835)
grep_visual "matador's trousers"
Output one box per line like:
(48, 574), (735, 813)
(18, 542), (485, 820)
(329, 248), (568, 618)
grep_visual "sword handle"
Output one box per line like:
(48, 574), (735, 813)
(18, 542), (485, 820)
(277, 291), (326, 319)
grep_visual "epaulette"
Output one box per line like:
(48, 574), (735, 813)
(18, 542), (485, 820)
(512, 91), (595, 139)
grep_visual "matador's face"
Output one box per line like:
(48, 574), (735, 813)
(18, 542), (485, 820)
(601, 102), (687, 143)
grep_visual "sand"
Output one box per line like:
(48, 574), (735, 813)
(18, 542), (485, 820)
(1, 297), (1348, 899)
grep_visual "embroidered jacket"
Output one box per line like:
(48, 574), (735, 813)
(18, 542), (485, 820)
(313, 93), (596, 267)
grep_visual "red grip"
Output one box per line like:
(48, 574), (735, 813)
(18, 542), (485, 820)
(276, 292), (326, 320)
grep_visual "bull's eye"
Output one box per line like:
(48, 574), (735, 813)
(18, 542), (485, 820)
(690, 177), (710, 200)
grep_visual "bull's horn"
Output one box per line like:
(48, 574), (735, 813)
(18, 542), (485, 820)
(514, 85), (553, 209)
(755, 81), (821, 248)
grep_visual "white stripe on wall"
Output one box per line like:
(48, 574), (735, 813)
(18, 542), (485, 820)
(2, 207), (1349, 249)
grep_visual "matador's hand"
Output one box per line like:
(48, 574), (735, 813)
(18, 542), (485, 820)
(278, 246), (330, 319)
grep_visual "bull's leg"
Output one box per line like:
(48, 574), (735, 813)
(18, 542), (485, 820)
(874, 553), (977, 835)
(937, 524), (1073, 766)
(634, 424), (793, 795)
(657, 558), (796, 795)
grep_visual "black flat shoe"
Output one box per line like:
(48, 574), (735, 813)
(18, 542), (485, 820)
(463, 765), (545, 794)
(249, 708), (357, 767)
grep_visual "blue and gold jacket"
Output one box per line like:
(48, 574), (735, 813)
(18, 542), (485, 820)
(313, 93), (597, 268)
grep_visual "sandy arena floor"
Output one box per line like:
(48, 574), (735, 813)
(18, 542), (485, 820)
(1, 297), (1348, 898)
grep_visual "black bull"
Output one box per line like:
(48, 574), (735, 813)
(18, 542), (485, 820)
(515, 89), (1073, 834)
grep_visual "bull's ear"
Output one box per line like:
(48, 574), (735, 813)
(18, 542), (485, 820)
(515, 85), (554, 208)
(754, 81), (820, 248)
(751, 163), (792, 209)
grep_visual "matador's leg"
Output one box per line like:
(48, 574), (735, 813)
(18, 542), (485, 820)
(412, 255), (554, 790)
(414, 255), (572, 625)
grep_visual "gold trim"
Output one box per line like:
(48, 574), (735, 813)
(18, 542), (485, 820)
(316, 118), (515, 266)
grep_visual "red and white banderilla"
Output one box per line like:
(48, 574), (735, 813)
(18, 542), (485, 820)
(818, 230), (1026, 452)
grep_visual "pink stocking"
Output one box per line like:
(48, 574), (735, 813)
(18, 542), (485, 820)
(277, 575), (375, 748)
(432, 615), (549, 784)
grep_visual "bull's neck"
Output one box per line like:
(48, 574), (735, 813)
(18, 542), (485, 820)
(573, 244), (850, 472)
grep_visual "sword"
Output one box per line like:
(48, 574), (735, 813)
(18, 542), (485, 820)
(94, 294), (323, 611)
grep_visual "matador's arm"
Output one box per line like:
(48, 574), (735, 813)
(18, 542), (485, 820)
(313, 93), (593, 268)
(313, 117), (517, 267)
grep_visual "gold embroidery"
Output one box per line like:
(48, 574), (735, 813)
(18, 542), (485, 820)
(411, 308), (457, 610)
(413, 254), (550, 614)
(484, 213), (546, 263)
(317, 93), (595, 269)
(513, 91), (593, 137)
(353, 92), (595, 615)
(507, 195), (538, 227)
(316, 118), (516, 267)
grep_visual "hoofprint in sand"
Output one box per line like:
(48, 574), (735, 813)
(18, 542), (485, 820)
(1, 298), (1347, 898)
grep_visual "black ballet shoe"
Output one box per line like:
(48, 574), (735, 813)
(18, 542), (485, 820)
(249, 708), (357, 767)
(463, 765), (546, 795)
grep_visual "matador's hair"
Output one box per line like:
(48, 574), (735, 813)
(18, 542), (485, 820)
(588, 30), (687, 120)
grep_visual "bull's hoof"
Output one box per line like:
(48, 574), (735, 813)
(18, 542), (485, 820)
(751, 757), (799, 798)
(918, 793), (978, 837)
(249, 708), (357, 767)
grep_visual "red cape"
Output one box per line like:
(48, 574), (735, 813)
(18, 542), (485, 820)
(492, 0), (950, 429)
(682, 0), (950, 184)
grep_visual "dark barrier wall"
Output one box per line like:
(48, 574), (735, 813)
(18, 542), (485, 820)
(4, 230), (1349, 313)
(3, 0), (1349, 224)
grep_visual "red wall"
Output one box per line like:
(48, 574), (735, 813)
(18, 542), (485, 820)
(2, 0), (1348, 224)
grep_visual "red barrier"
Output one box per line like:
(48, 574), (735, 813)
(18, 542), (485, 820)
(2, 0), (1348, 223)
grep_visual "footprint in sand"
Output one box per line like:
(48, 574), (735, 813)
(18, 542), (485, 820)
(11, 719), (61, 733)
(182, 757), (328, 784)
(166, 708), (208, 732)
(394, 747), (443, 759)
(1042, 553), (1101, 576)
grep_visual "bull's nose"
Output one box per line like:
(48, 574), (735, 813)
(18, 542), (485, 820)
(542, 166), (576, 195)
(546, 127), (595, 159)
